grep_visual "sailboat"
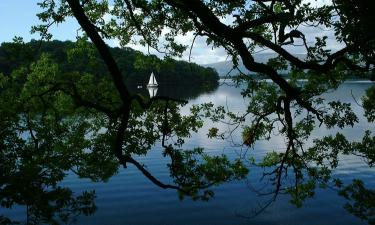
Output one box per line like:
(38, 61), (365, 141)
(147, 86), (158, 98)
(147, 72), (158, 87)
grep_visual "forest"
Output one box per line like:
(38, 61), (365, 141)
(1, 0), (375, 224)
(0, 38), (219, 86)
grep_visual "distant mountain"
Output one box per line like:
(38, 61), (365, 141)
(203, 53), (306, 77)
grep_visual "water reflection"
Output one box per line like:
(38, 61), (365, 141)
(1, 79), (375, 225)
(147, 86), (158, 98)
(0, 137), (97, 225)
(0, 80), (222, 224)
(128, 82), (219, 100)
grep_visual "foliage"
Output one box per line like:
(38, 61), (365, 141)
(0, 38), (219, 86)
(0, 36), (241, 223)
(339, 179), (375, 224)
(1, 0), (375, 223)
(363, 86), (375, 122)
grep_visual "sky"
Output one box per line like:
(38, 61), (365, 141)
(0, 0), (342, 65)
(0, 1), (79, 42)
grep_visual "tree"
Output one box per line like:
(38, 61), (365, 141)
(0, 44), (245, 223)
(2, 0), (375, 223)
(0, 39), (219, 87)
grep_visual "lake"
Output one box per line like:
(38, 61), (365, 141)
(2, 80), (375, 225)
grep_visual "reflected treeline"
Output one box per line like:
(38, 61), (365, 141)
(16, 0), (375, 224)
(0, 39), (236, 224)
(1, 40), (375, 225)
(127, 82), (219, 100)
(339, 180), (375, 224)
(0, 118), (97, 224)
(0, 97), (242, 225)
(197, 76), (375, 223)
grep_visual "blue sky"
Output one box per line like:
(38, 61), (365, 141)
(0, 0), (341, 65)
(0, 0), (227, 64)
(0, 0), (78, 42)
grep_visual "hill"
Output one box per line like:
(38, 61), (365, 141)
(0, 40), (219, 86)
(203, 53), (306, 76)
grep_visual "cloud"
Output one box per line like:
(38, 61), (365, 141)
(0, 0), (342, 65)
(175, 34), (229, 64)
(281, 25), (344, 54)
(303, 0), (332, 7)
(110, 29), (230, 65)
(107, 0), (343, 65)
(117, 26), (344, 65)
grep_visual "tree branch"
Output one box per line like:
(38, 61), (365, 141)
(66, 0), (131, 103)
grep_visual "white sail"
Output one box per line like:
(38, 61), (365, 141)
(154, 73), (157, 85)
(148, 72), (153, 85)
(147, 72), (158, 87)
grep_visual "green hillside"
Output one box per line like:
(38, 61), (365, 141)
(0, 39), (219, 85)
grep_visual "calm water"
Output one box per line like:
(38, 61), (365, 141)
(3, 80), (375, 225)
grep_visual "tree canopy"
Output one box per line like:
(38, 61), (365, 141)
(1, 0), (375, 224)
(0, 39), (219, 86)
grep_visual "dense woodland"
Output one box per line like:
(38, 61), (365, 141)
(1, 0), (375, 224)
(0, 39), (219, 86)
